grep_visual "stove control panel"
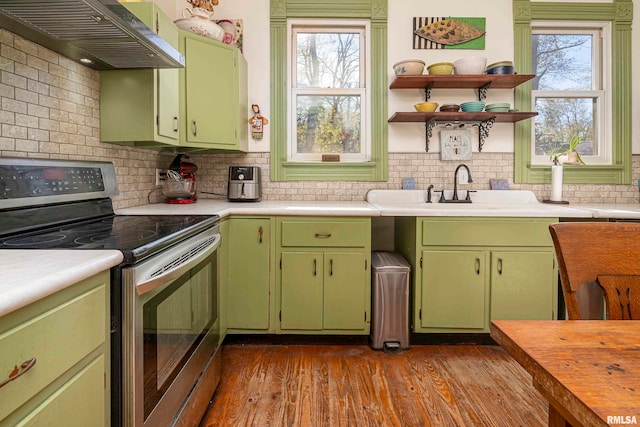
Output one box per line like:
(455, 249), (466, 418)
(0, 158), (118, 209)
(0, 166), (105, 198)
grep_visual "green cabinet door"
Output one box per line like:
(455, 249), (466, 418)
(490, 251), (556, 321)
(421, 250), (487, 329)
(226, 218), (271, 330)
(323, 252), (367, 330)
(280, 252), (323, 330)
(100, 3), (179, 146)
(181, 33), (248, 151)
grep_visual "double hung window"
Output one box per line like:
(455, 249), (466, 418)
(530, 23), (611, 165)
(289, 22), (370, 162)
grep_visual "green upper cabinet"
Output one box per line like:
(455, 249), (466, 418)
(100, 2), (180, 147)
(179, 31), (248, 152)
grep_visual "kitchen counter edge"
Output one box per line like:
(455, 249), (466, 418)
(0, 250), (123, 318)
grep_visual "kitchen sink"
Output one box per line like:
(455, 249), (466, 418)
(366, 189), (592, 217)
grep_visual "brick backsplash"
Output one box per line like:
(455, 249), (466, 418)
(1, 29), (639, 209)
(192, 153), (640, 205)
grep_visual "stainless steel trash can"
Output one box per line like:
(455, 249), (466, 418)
(371, 251), (411, 352)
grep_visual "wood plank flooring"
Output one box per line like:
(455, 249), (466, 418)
(200, 344), (548, 426)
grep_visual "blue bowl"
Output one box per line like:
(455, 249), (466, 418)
(486, 65), (515, 75)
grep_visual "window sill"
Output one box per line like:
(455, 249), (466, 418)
(279, 161), (381, 181)
(525, 163), (626, 184)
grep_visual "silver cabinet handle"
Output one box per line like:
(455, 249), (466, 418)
(173, 117), (179, 133)
(314, 232), (331, 239)
(191, 120), (197, 136)
(258, 226), (263, 243)
(0, 358), (36, 389)
(475, 258), (480, 275)
(497, 258), (503, 275)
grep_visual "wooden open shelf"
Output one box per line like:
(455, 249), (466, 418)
(389, 74), (536, 90)
(388, 111), (538, 123)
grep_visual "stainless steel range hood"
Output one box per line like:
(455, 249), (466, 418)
(0, 0), (184, 70)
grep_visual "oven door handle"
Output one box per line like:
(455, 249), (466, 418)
(133, 230), (220, 296)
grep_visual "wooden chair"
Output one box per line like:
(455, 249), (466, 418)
(549, 222), (640, 320)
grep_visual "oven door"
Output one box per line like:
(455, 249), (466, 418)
(121, 225), (220, 427)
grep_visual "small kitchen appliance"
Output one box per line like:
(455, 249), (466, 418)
(164, 154), (197, 204)
(227, 166), (261, 202)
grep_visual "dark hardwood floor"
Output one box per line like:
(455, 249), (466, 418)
(200, 344), (547, 426)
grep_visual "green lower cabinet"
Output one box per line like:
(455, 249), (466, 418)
(323, 252), (368, 330)
(396, 217), (558, 333)
(224, 218), (272, 332)
(277, 216), (371, 334)
(490, 250), (555, 321)
(421, 250), (488, 330)
(280, 252), (324, 330)
(0, 272), (110, 426)
(280, 251), (368, 332)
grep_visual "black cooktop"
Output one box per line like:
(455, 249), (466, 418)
(0, 213), (219, 264)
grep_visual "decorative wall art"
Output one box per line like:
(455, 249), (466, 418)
(440, 129), (473, 160)
(413, 17), (486, 50)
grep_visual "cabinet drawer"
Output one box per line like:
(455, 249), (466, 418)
(281, 219), (367, 248)
(421, 218), (555, 247)
(0, 285), (106, 421)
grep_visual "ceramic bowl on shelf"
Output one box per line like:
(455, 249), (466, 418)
(453, 56), (487, 75)
(393, 59), (425, 76)
(414, 102), (439, 112)
(460, 101), (485, 112)
(485, 102), (511, 112)
(427, 62), (454, 75)
(439, 104), (460, 112)
(486, 65), (515, 74)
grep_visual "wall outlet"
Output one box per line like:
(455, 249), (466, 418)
(155, 168), (166, 186)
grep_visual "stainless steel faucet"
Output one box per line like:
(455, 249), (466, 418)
(452, 164), (473, 201)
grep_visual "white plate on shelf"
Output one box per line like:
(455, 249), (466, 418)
(174, 17), (224, 41)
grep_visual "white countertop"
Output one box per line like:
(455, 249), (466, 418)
(114, 195), (640, 219)
(117, 199), (380, 217)
(0, 250), (123, 317)
(570, 204), (640, 219)
(5, 194), (640, 318)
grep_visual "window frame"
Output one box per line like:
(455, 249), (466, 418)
(530, 22), (612, 166)
(513, 0), (633, 184)
(270, 0), (388, 182)
(288, 20), (371, 162)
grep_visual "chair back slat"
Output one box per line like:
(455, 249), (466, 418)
(549, 222), (640, 320)
(596, 275), (640, 320)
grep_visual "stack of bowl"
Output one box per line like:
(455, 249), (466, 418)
(485, 102), (510, 112)
(486, 61), (515, 74)
(460, 101), (485, 112)
(453, 57), (487, 75)
(427, 62), (454, 75)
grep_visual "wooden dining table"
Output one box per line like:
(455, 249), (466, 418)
(490, 320), (640, 427)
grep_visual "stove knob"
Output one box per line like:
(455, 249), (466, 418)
(238, 174), (245, 180)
